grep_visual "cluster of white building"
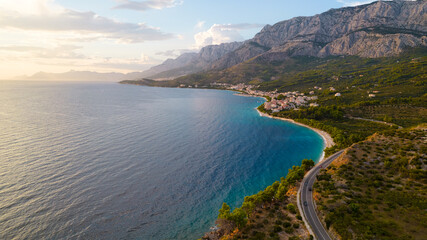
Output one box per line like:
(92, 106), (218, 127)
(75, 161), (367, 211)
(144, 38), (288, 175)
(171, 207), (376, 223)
(207, 83), (381, 107)
(264, 93), (318, 112)
(212, 82), (320, 113)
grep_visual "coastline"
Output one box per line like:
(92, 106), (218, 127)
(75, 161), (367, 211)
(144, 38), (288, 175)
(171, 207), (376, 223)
(255, 108), (335, 163)
(233, 90), (334, 163)
(233, 92), (268, 101)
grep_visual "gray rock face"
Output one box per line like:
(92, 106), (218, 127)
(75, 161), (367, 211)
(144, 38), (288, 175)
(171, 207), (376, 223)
(198, 42), (244, 62)
(144, 0), (426, 79)
(319, 32), (427, 57)
(212, 0), (426, 68)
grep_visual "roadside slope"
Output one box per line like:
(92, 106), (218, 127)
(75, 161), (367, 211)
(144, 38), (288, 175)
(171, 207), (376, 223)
(313, 127), (427, 239)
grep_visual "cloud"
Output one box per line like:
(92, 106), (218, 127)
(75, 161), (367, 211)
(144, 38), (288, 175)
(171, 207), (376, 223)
(0, 0), (62, 15)
(194, 23), (264, 48)
(0, 0), (174, 43)
(195, 21), (205, 29)
(0, 45), (45, 52)
(35, 45), (85, 59)
(114, 0), (183, 11)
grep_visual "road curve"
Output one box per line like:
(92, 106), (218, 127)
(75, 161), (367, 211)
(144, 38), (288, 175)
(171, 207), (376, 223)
(299, 150), (344, 240)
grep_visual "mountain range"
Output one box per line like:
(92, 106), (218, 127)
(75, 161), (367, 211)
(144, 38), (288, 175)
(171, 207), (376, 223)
(18, 1), (426, 82)
(140, 0), (426, 80)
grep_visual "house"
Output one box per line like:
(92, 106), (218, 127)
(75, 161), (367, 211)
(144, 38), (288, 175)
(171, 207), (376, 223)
(335, 93), (341, 97)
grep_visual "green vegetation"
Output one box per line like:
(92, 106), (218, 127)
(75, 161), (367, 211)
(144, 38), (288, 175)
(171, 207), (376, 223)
(254, 49), (426, 156)
(211, 160), (315, 239)
(260, 49), (426, 129)
(314, 128), (427, 240)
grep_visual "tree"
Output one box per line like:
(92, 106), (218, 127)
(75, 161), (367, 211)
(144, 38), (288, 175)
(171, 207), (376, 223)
(242, 200), (255, 217)
(285, 166), (305, 184)
(218, 202), (231, 220)
(301, 159), (315, 171)
(231, 208), (247, 229)
(275, 184), (288, 201)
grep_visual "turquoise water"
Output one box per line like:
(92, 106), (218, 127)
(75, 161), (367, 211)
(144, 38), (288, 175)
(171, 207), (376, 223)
(0, 81), (324, 239)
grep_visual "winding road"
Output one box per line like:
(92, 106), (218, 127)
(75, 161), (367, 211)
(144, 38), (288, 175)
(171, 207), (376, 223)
(299, 150), (344, 240)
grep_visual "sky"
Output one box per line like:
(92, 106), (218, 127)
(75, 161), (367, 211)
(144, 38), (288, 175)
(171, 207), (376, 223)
(0, 0), (379, 79)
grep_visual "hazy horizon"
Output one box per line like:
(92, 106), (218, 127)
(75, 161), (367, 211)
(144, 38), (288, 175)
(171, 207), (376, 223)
(0, 0), (377, 80)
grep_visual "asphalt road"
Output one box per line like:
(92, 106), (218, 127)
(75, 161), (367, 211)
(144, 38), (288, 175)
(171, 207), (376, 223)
(300, 150), (344, 240)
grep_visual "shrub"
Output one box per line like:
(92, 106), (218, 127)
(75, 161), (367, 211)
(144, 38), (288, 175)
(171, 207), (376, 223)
(287, 203), (297, 214)
(273, 225), (282, 232)
(283, 221), (291, 228)
(285, 227), (294, 234)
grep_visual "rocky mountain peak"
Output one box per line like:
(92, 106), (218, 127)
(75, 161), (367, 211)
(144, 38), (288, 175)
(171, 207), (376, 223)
(141, 0), (426, 80)
(211, 0), (426, 69)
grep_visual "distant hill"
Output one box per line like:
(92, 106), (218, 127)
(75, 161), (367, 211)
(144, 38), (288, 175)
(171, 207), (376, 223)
(15, 70), (145, 82)
(139, 42), (243, 80)
(137, 0), (426, 81)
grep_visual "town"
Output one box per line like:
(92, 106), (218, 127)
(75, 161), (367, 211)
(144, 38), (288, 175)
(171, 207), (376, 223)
(211, 82), (321, 113)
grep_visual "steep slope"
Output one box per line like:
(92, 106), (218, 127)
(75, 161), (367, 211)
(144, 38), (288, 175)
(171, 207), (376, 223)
(315, 128), (427, 239)
(212, 0), (426, 69)
(131, 1), (426, 82)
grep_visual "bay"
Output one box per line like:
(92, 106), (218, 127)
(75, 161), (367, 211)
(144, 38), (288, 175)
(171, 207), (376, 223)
(0, 81), (324, 239)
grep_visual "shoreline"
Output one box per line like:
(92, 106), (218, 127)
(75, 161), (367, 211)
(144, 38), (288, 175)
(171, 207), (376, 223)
(255, 108), (335, 163)
(233, 89), (334, 163)
(233, 92), (268, 101)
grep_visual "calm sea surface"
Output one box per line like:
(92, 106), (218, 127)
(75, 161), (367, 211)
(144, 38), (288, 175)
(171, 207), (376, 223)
(0, 81), (324, 239)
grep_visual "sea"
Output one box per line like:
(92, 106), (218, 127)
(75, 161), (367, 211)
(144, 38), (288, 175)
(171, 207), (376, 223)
(0, 81), (324, 239)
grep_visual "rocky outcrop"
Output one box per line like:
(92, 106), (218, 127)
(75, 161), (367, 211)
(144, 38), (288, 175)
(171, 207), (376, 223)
(319, 32), (427, 57)
(213, 0), (426, 68)
(143, 0), (427, 79)
(210, 42), (270, 69)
